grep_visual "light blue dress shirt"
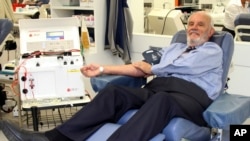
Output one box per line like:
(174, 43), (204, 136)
(152, 42), (223, 100)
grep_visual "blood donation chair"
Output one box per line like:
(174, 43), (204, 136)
(234, 13), (250, 42)
(87, 30), (250, 141)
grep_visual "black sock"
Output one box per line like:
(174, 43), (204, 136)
(45, 128), (72, 141)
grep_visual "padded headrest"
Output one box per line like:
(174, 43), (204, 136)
(0, 19), (13, 44)
(171, 30), (234, 94)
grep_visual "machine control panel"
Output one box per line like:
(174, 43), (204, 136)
(18, 55), (85, 101)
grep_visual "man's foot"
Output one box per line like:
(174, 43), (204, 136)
(0, 120), (49, 141)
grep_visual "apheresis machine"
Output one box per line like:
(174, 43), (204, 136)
(17, 17), (86, 103)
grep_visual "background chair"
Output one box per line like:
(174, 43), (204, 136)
(87, 30), (250, 141)
(0, 18), (15, 62)
(234, 13), (250, 42)
(0, 19), (13, 47)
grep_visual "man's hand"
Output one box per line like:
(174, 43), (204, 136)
(132, 61), (153, 76)
(80, 64), (101, 77)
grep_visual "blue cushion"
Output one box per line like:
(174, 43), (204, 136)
(150, 134), (165, 141)
(117, 109), (137, 124)
(117, 110), (210, 141)
(86, 123), (121, 141)
(203, 93), (250, 130)
(86, 122), (165, 141)
(163, 118), (210, 141)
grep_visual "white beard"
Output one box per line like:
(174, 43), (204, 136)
(187, 31), (209, 46)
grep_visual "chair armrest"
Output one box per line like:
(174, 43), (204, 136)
(90, 75), (147, 92)
(163, 118), (210, 141)
(203, 93), (250, 130)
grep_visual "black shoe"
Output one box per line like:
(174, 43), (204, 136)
(1, 120), (49, 141)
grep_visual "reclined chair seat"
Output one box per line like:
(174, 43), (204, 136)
(89, 75), (211, 141)
(87, 30), (250, 141)
(87, 122), (166, 141)
(89, 75), (250, 141)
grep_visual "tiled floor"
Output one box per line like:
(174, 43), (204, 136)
(0, 106), (83, 141)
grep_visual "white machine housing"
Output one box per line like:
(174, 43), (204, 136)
(18, 55), (84, 100)
(18, 17), (85, 101)
(19, 17), (81, 55)
(147, 9), (185, 35)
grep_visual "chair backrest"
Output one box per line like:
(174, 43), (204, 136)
(234, 13), (250, 42)
(171, 30), (234, 95)
(0, 19), (13, 44)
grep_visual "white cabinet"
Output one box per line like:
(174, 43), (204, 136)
(50, 0), (106, 51)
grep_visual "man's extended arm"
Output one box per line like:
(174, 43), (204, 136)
(80, 61), (153, 78)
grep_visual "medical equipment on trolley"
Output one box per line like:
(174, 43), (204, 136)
(147, 9), (185, 35)
(17, 17), (85, 101)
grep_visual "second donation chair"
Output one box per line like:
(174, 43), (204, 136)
(234, 13), (250, 42)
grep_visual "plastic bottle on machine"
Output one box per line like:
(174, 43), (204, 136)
(81, 16), (90, 49)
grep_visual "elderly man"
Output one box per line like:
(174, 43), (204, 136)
(1, 11), (222, 141)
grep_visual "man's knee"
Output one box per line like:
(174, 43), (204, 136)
(100, 84), (121, 93)
(152, 92), (174, 101)
(148, 92), (177, 107)
(97, 84), (127, 98)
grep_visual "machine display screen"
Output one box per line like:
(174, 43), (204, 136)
(184, 0), (195, 5)
(46, 31), (64, 40)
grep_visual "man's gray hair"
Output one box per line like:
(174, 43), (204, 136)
(188, 11), (215, 28)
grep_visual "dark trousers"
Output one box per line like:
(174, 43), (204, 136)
(54, 77), (212, 141)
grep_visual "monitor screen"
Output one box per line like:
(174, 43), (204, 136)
(184, 0), (199, 6)
(184, 0), (194, 5)
(46, 31), (64, 40)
